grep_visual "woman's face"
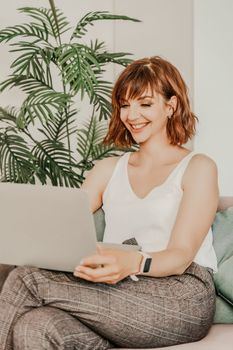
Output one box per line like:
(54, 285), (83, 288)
(119, 89), (173, 144)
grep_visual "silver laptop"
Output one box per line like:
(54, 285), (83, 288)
(0, 183), (139, 272)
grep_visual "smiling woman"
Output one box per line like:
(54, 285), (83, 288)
(119, 92), (174, 144)
(104, 56), (198, 148)
(0, 56), (219, 350)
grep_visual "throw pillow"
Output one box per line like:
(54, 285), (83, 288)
(212, 207), (233, 305)
(93, 208), (105, 242)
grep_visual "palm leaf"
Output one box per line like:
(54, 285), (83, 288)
(76, 116), (126, 178)
(91, 40), (133, 67)
(91, 143), (122, 160)
(1, 76), (71, 126)
(18, 7), (70, 39)
(89, 80), (112, 120)
(77, 115), (102, 160)
(38, 109), (78, 141)
(77, 115), (119, 162)
(95, 51), (133, 67)
(58, 43), (100, 97)
(0, 132), (35, 183)
(10, 42), (46, 80)
(32, 139), (83, 187)
(71, 11), (140, 40)
(20, 90), (70, 126)
(0, 106), (18, 125)
(0, 23), (49, 44)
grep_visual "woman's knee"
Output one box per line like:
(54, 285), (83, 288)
(13, 307), (66, 349)
(13, 307), (111, 350)
(1, 266), (39, 296)
(5, 265), (38, 283)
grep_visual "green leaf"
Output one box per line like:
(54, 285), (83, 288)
(89, 80), (112, 120)
(77, 115), (119, 162)
(0, 132), (36, 183)
(1, 76), (71, 126)
(0, 24), (49, 43)
(10, 43), (46, 80)
(21, 89), (70, 125)
(18, 7), (70, 39)
(0, 106), (18, 124)
(71, 11), (141, 40)
(39, 109), (78, 141)
(58, 44), (100, 97)
(32, 139), (83, 187)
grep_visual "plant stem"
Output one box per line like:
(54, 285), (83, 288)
(79, 108), (96, 179)
(48, 0), (72, 170)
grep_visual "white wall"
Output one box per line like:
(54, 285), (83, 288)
(194, 0), (233, 195)
(0, 0), (193, 112)
(113, 0), (194, 92)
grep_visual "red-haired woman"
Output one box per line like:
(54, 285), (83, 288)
(0, 57), (218, 349)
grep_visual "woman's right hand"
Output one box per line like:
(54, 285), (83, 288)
(73, 246), (141, 284)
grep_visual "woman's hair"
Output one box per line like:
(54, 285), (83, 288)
(103, 56), (198, 147)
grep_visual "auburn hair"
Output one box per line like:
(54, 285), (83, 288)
(103, 56), (198, 147)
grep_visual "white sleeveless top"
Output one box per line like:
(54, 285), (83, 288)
(102, 151), (218, 272)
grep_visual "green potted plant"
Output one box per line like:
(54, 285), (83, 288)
(0, 0), (139, 187)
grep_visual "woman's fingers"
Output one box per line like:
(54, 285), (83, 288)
(73, 248), (129, 283)
(79, 254), (116, 268)
(74, 263), (119, 279)
(74, 270), (120, 284)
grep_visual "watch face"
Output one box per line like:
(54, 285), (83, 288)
(143, 257), (152, 273)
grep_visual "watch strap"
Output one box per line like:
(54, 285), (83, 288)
(138, 251), (152, 273)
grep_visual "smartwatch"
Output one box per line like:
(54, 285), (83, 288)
(138, 251), (152, 273)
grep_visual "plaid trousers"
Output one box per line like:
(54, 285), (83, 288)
(0, 262), (215, 350)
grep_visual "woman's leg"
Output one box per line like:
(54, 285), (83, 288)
(0, 263), (215, 350)
(13, 306), (113, 350)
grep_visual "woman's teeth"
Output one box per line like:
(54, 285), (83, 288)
(131, 123), (148, 130)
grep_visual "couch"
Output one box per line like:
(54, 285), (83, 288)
(1, 196), (233, 349)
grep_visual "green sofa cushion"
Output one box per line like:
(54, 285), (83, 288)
(93, 208), (105, 242)
(212, 207), (233, 306)
(214, 296), (233, 324)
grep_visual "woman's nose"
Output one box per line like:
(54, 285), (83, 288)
(127, 106), (140, 121)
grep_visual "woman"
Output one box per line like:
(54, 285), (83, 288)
(0, 56), (218, 349)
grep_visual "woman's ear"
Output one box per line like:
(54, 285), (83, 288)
(168, 96), (177, 116)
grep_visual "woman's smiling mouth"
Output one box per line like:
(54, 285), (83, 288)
(130, 122), (150, 132)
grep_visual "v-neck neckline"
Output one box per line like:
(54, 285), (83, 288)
(125, 151), (194, 200)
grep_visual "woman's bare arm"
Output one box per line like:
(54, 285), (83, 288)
(81, 157), (120, 213)
(142, 154), (219, 277)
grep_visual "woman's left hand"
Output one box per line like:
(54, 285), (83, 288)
(74, 245), (141, 284)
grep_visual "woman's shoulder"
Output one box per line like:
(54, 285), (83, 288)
(87, 156), (121, 186)
(183, 152), (218, 187)
(190, 153), (217, 169)
(94, 155), (121, 171)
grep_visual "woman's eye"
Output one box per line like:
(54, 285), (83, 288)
(141, 103), (151, 107)
(120, 104), (129, 109)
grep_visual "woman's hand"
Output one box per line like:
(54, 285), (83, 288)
(74, 245), (141, 284)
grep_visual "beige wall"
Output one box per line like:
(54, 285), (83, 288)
(0, 0), (193, 110)
(113, 0), (193, 92)
(194, 0), (233, 195)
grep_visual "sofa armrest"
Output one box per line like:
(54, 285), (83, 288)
(218, 197), (233, 211)
(0, 264), (14, 291)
